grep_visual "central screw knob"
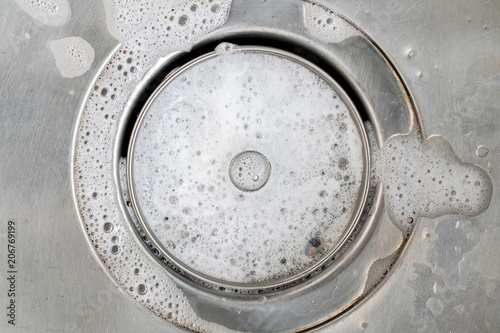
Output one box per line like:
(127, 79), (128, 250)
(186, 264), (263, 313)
(229, 150), (271, 192)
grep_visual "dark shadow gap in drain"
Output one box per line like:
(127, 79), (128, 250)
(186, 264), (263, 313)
(119, 36), (369, 157)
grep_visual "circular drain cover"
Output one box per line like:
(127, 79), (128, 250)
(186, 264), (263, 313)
(127, 46), (369, 287)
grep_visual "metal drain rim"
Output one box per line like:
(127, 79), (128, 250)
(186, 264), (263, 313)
(72, 1), (419, 330)
(125, 45), (371, 291)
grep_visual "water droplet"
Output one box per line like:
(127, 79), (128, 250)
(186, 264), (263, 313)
(190, 4), (198, 12)
(305, 237), (323, 256)
(138, 284), (148, 295)
(476, 145), (489, 157)
(178, 15), (189, 25)
(103, 222), (114, 233)
(111, 245), (120, 254)
(211, 4), (221, 13)
(101, 88), (108, 96)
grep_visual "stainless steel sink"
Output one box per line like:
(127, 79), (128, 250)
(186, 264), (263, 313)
(1, 0), (499, 332)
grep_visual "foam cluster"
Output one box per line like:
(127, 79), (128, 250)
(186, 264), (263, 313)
(13, 0), (71, 26)
(302, 1), (360, 44)
(49, 37), (95, 78)
(129, 48), (365, 284)
(378, 130), (492, 232)
(102, 0), (226, 44)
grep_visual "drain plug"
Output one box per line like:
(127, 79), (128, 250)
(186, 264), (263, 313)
(126, 45), (369, 288)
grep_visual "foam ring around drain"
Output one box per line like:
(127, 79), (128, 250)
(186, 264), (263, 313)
(126, 45), (370, 289)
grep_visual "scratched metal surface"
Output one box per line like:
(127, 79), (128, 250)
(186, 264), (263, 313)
(0, 0), (499, 332)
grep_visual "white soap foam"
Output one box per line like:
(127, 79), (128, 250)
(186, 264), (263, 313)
(302, 1), (360, 44)
(130, 49), (366, 284)
(49, 36), (95, 78)
(215, 42), (241, 54)
(74, 0), (235, 331)
(102, 0), (219, 43)
(14, 0), (71, 27)
(363, 122), (492, 293)
(378, 130), (492, 232)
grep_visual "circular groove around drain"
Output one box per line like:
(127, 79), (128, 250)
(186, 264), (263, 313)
(126, 46), (370, 290)
(72, 1), (425, 330)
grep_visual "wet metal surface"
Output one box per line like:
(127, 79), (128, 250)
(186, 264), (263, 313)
(0, 0), (499, 332)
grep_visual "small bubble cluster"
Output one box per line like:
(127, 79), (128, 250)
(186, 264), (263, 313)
(129, 48), (366, 284)
(102, 0), (229, 45)
(302, 1), (360, 44)
(13, 0), (71, 26)
(49, 36), (95, 78)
